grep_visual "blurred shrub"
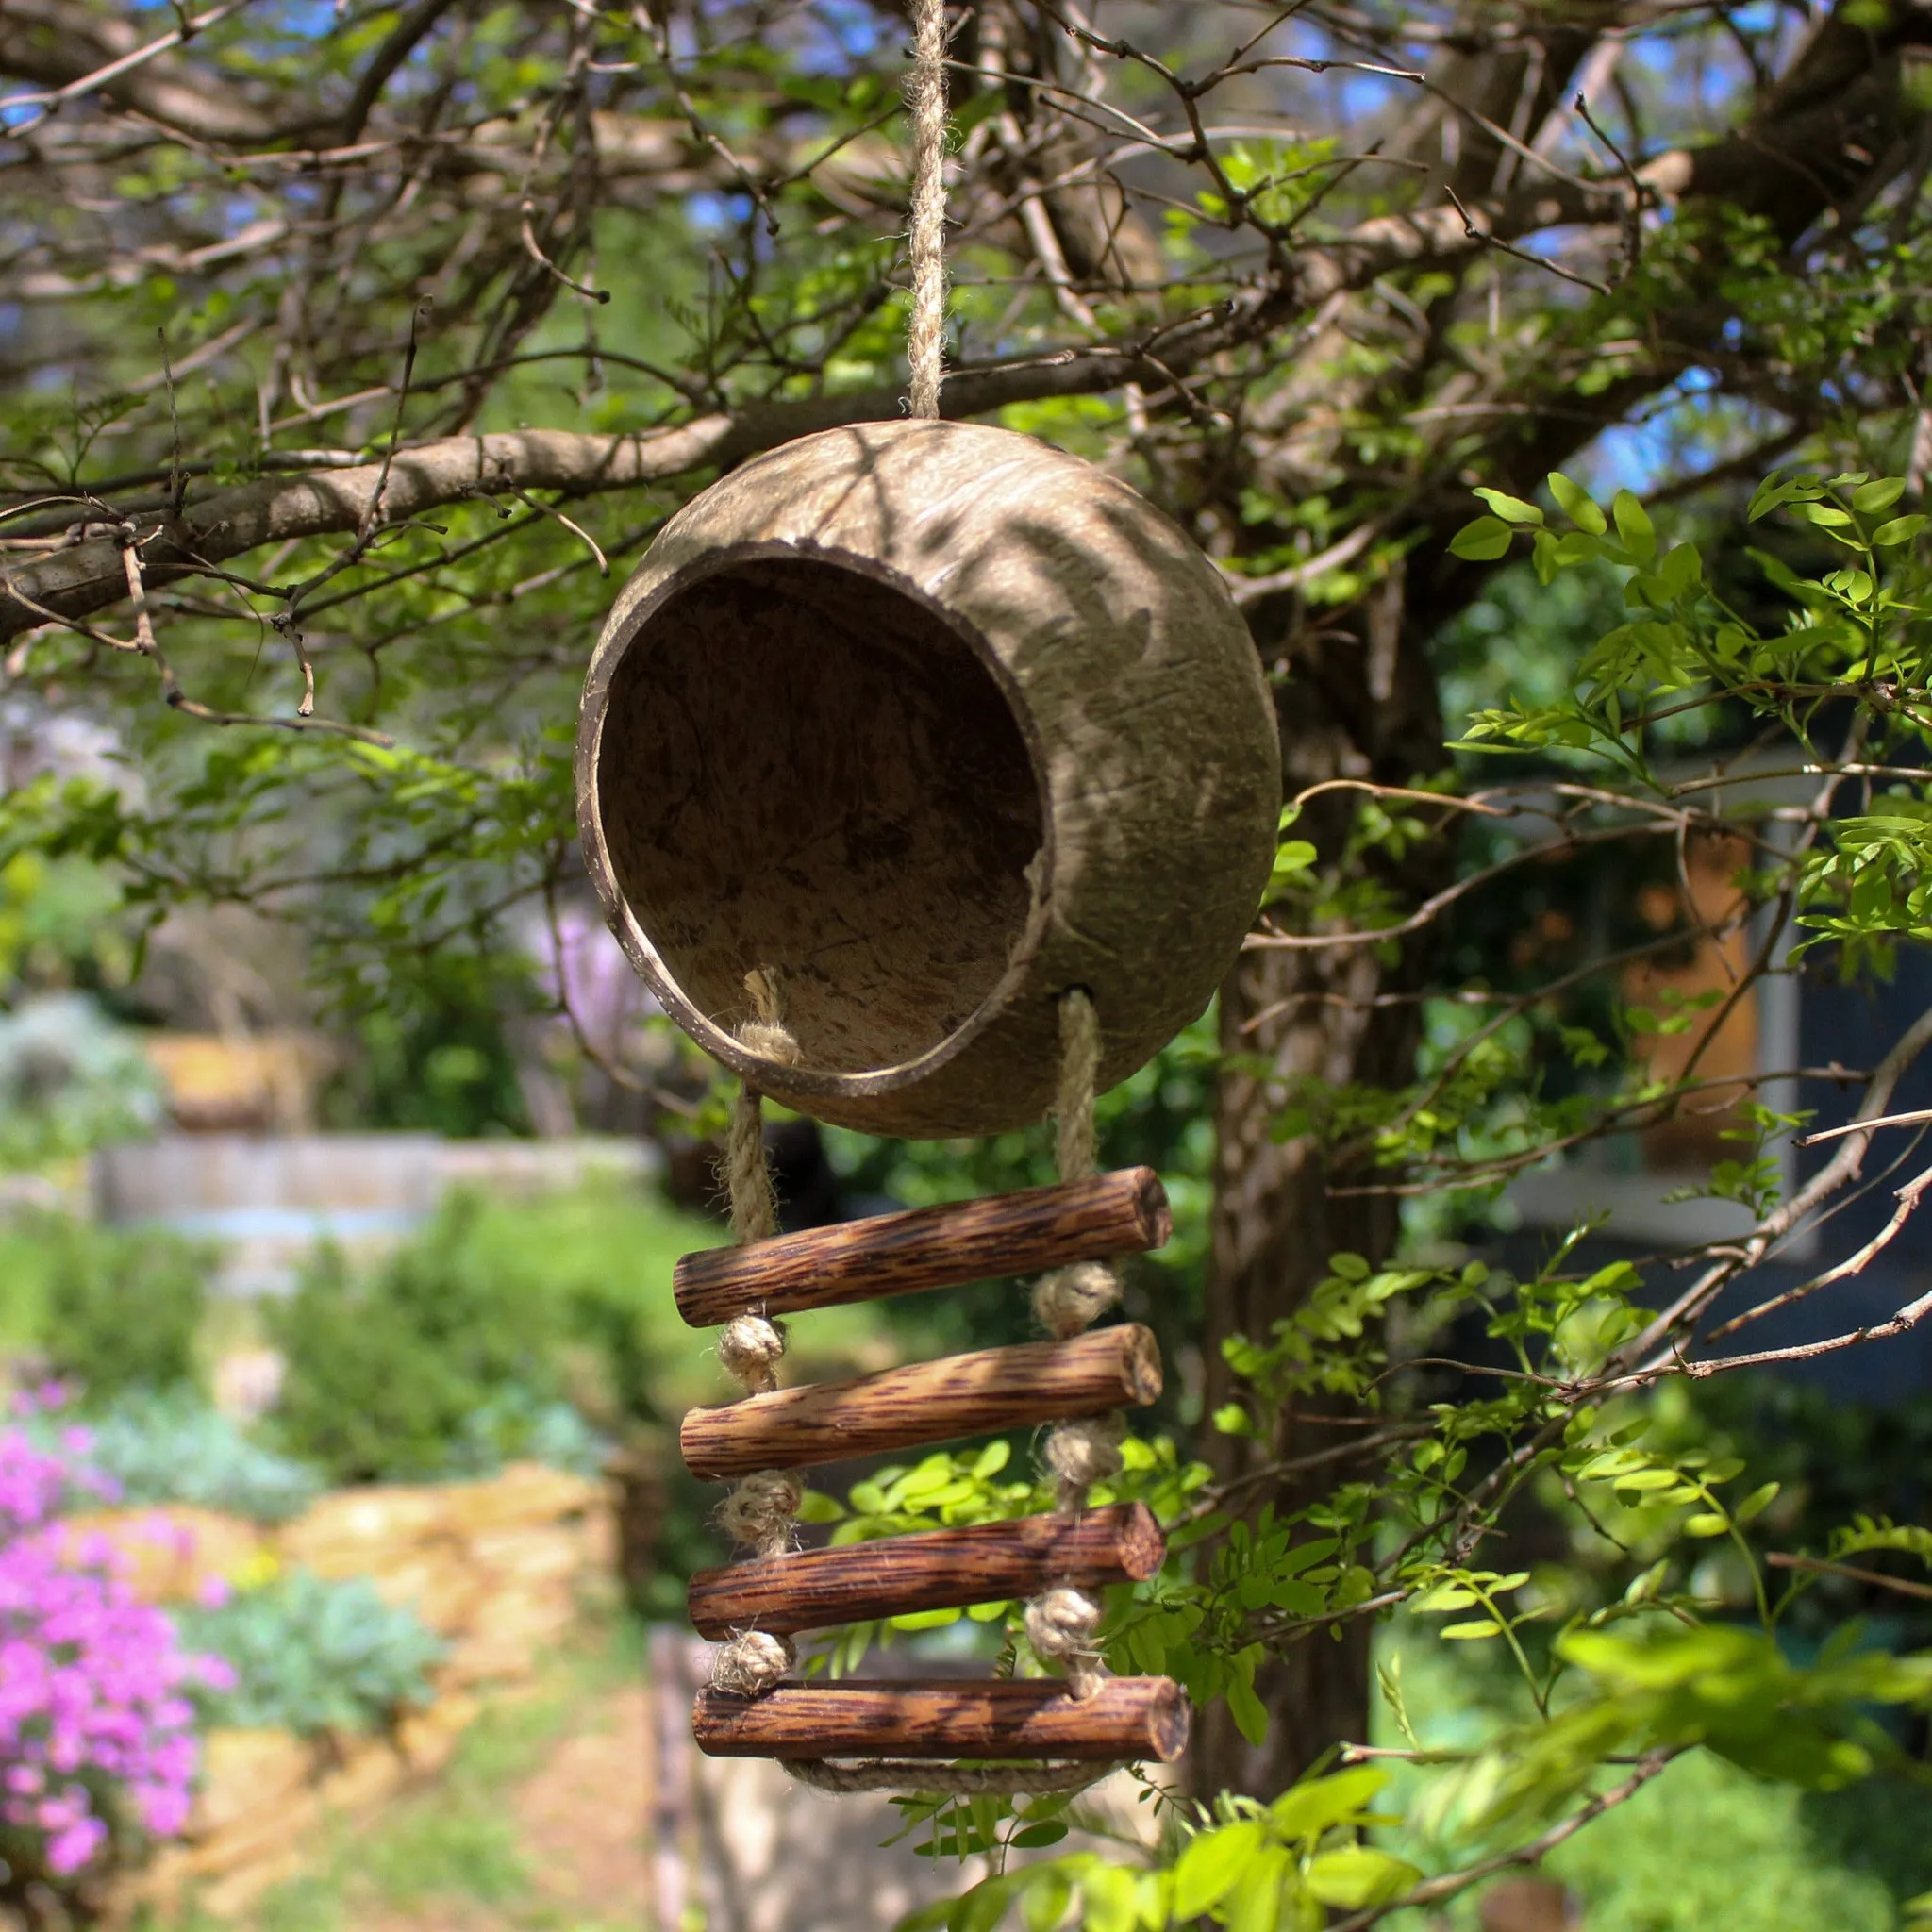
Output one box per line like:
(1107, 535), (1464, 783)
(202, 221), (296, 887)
(58, 1391), (323, 1523)
(441, 1385), (607, 1480)
(0, 994), (160, 1170)
(175, 1568), (441, 1736)
(262, 1178), (905, 1613)
(40, 1220), (210, 1401)
(319, 949), (537, 1139)
(267, 1192), (562, 1484)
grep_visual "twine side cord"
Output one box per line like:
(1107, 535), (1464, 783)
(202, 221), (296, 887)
(782, 990), (1125, 1799)
(708, 969), (804, 1701)
(1020, 989), (1119, 1702)
(905, 0), (949, 419)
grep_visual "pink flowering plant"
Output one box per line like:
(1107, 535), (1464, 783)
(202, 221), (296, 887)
(0, 1390), (229, 1901)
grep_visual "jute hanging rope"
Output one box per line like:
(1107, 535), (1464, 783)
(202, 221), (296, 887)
(904, 0), (949, 420)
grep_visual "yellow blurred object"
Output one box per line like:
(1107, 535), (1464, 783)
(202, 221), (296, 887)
(142, 1032), (330, 1132)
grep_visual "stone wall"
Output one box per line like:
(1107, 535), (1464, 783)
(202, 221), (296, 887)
(77, 1462), (616, 1918)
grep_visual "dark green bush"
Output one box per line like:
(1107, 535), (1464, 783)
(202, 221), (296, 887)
(41, 1220), (210, 1399)
(266, 1191), (565, 1483)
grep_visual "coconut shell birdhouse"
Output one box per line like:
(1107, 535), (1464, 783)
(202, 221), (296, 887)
(576, 417), (1280, 1140)
(575, 415), (1280, 1785)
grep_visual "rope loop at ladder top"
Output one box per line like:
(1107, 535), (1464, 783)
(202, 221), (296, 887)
(905, 0), (949, 419)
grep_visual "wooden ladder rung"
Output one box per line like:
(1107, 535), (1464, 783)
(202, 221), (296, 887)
(691, 1675), (1189, 1763)
(680, 1325), (1163, 1479)
(687, 1502), (1166, 1639)
(674, 1168), (1171, 1326)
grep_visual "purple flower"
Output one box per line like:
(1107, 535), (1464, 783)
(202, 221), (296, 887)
(0, 1424), (213, 1884)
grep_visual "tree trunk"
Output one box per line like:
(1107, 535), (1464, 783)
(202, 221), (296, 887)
(1191, 567), (1457, 1796)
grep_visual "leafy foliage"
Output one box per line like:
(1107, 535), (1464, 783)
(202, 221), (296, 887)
(266, 1193), (571, 1484)
(37, 1221), (210, 1403)
(36, 1390), (324, 1524)
(16, 3), (1932, 1924)
(175, 1568), (442, 1738)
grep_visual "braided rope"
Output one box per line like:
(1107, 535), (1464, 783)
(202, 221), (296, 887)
(905, 0), (949, 418)
(708, 969), (804, 1701)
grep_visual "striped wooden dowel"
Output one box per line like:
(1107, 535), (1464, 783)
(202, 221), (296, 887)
(680, 1325), (1162, 1479)
(687, 1502), (1165, 1639)
(673, 1169), (1170, 1326)
(691, 1675), (1189, 1763)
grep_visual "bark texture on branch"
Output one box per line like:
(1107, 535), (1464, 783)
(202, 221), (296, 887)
(686, 1502), (1165, 1638)
(692, 1675), (1190, 1763)
(674, 1169), (1170, 1326)
(680, 1324), (1163, 1479)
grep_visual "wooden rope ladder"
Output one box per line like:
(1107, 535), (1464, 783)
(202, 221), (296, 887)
(683, 991), (1190, 1785)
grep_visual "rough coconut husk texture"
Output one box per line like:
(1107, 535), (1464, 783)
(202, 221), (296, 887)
(575, 418), (1279, 1139)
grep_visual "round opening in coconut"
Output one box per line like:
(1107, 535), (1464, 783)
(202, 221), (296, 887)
(576, 419), (1280, 1140)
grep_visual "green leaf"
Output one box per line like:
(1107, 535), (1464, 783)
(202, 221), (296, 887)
(1611, 1467), (1686, 1493)
(1474, 488), (1545, 525)
(1874, 514), (1927, 547)
(1411, 1583), (1479, 1612)
(1685, 1512), (1732, 1538)
(1549, 472), (1608, 534)
(1018, 1871), (1073, 1932)
(1171, 1820), (1263, 1920)
(1793, 501), (1854, 528)
(1655, 541), (1702, 597)
(1305, 1846), (1422, 1910)
(1225, 1847), (1292, 1932)
(1735, 1480), (1781, 1524)
(890, 1606), (963, 1631)
(1269, 1766), (1388, 1840)
(1440, 1619), (1505, 1640)
(1226, 1664), (1270, 1747)
(1853, 477), (1907, 513)
(1008, 1823), (1069, 1850)
(951, 1874), (1022, 1932)
(1450, 516), (1514, 560)
(1613, 490), (1656, 563)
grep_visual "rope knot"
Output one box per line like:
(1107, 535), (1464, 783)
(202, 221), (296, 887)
(736, 966), (802, 1067)
(1045, 1411), (1126, 1508)
(719, 1313), (787, 1391)
(709, 1629), (795, 1698)
(716, 1468), (802, 1557)
(1032, 1259), (1121, 1339)
(738, 1020), (802, 1064)
(1024, 1586), (1108, 1701)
